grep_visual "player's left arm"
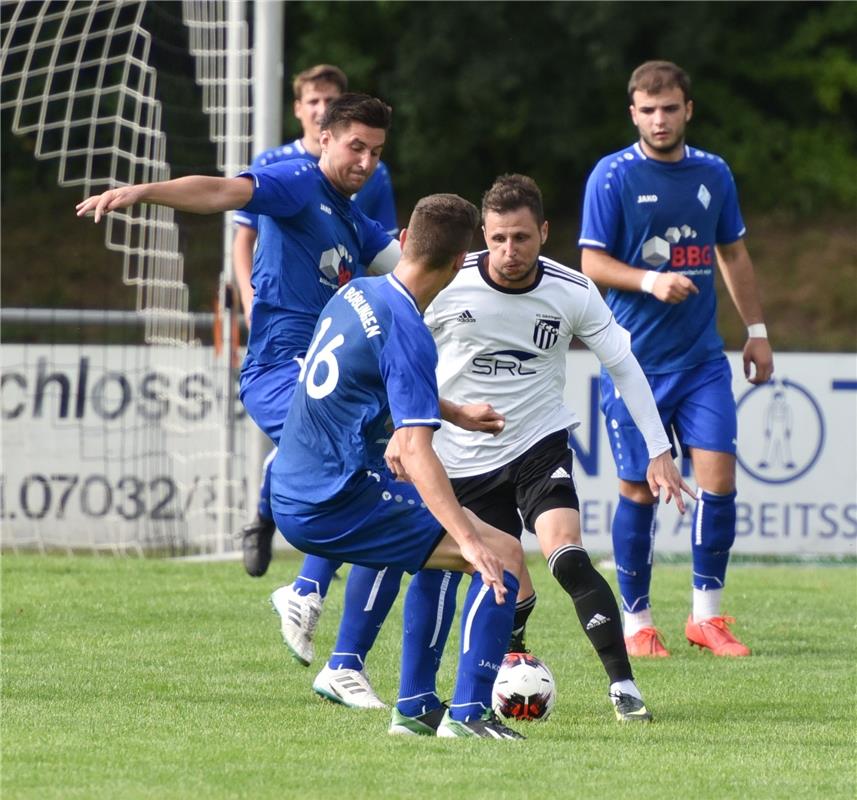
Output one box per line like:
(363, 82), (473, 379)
(715, 238), (774, 385)
(366, 239), (401, 276)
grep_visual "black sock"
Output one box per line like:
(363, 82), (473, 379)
(548, 544), (632, 683)
(508, 593), (537, 652)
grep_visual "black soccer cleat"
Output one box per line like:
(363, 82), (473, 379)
(507, 628), (529, 655)
(239, 513), (276, 577)
(609, 691), (653, 723)
(437, 709), (526, 739)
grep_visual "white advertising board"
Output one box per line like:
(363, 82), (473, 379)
(562, 351), (856, 556)
(1, 345), (855, 555)
(0, 345), (250, 551)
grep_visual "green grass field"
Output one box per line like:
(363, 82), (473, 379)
(2, 552), (855, 799)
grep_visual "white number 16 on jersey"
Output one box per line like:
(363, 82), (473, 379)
(299, 316), (345, 400)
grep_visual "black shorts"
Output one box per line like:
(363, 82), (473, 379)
(450, 429), (579, 539)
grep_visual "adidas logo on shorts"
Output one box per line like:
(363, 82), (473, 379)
(550, 466), (570, 479)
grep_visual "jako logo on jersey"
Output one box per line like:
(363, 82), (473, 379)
(319, 203), (332, 215)
(533, 317), (560, 350)
(456, 309), (476, 323)
(471, 350), (537, 376)
(637, 194), (658, 203)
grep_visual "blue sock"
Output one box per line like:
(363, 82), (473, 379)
(691, 489), (737, 590)
(397, 569), (462, 717)
(449, 571), (519, 723)
(328, 566), (405, 672)
(294, 555), (343, 598)
(611, 496), (657, 614)
(256, 447), (277, 521)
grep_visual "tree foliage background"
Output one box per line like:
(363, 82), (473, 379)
(283, 0), (857, 217)
(2, 0), (855, 349)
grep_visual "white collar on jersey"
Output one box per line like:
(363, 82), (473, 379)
(633, 141), (691, 161)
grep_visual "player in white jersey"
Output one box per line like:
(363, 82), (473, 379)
(394, 174), (693, 722)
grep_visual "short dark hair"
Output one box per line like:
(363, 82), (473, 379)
(481, 174), (544, 226)
(319, 93), (392, 135)
(628, 61), (692, 104)
(292, 64), (348, 100)
(404, 194), (479, 270)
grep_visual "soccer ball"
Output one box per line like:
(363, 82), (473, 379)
(491, 652), (556, 722)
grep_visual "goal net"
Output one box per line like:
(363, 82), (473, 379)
(1, 0), (254, 555)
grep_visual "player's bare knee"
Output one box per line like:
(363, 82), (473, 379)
(497, 534), (524, 578)
(619, 479), (656, 504)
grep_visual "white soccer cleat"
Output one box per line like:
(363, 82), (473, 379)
(270, 583), (323, 666)
(312, 664), (387, 709)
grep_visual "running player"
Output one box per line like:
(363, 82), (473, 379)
(579, 61), (774, 657)
(76, 94), (403, 703)
(235, 64), (397, 578)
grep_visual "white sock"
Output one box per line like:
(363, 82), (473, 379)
(623, 608), (654, 637)
(693, 588), (723, 622)
(609, 680), (642, 701)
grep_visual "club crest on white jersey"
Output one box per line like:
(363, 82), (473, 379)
(533, 316), (560, 350)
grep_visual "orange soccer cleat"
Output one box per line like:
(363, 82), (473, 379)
(624, 626), (670, 658)
(685, 615), (751, 657)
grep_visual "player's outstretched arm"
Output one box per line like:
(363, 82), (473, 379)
(715, 239), (774, 385)
(76, 175), (254, 223)
(602, 350), (694, 512)
(581, 247), (698, 303)
(396, 425), (508, 604)
(440, 399), (505, 435)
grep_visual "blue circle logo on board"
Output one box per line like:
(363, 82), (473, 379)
(736, 378), (824, 484)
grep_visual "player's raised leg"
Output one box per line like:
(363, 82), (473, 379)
(270, 555), (342, 666)
(313, 564), (405, 708)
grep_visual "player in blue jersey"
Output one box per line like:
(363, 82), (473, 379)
(233, 64), (397, 579)
(271, 194), (527, 739)
(579, 61), (774, 658)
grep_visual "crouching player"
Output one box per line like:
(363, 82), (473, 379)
(271, 194), (527, 739)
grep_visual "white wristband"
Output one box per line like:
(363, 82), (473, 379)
(747, 323), (768, 339)
(640, 271), (658, 294)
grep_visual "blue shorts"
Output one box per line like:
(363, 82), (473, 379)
(239, 357), (301, 443)
(273, 471), (445, 574)
(600, 356), (736, 482)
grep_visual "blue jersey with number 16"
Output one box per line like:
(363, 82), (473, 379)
(271, 274), (441, 514)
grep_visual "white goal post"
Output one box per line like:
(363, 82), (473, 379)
(1, 0), (281, 555)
